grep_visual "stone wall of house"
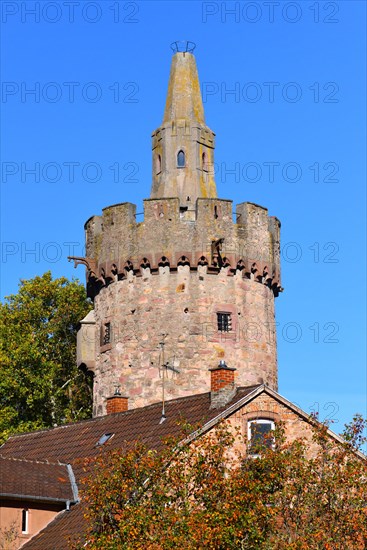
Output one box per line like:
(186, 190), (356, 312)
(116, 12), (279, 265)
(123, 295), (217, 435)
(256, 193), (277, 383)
(225, 392), (320, 459)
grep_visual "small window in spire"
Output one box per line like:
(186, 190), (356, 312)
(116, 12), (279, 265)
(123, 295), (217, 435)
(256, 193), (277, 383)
(177, 150), (185, 168)
(155, 154), (162, 174)
(202, 151), (208, 171)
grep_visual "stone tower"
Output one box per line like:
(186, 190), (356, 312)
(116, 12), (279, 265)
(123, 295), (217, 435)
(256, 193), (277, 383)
(73, 45), (282, 417)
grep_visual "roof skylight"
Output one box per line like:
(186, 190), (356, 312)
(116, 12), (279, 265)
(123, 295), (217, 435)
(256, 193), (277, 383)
(96, 432), (114, 446)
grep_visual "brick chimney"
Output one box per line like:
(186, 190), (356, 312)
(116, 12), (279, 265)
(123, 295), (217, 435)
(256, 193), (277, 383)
(209, 360), (237, 409)
(106, 386), (128, 414)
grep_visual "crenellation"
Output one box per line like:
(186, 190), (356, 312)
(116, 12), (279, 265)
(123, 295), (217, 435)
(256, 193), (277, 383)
(84, 196), (279, 294)
(86, 198), (280, 302)
(84, 215), (102, 259)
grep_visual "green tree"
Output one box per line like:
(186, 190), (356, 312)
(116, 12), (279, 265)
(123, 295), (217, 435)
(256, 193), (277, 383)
(75, 418), (367, 550)
(0, 272), (93, 443)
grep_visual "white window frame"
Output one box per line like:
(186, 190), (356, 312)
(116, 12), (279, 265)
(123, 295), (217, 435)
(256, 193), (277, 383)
(21, 508), (29, 534)
(247, 419), (275, 456)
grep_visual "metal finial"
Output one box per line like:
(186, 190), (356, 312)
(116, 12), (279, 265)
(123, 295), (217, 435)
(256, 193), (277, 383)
(170, 41), (196, 53)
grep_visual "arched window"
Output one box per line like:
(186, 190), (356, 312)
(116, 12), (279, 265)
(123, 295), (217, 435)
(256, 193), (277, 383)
(248, 419), (275, 456)
(202, 151), (208, 171)
(177, 150), (185, 167)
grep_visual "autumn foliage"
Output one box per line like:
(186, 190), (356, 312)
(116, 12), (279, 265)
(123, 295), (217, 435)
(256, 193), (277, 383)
(74, 417), (367, 550)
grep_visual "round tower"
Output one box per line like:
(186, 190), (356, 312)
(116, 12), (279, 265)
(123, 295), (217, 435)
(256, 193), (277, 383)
(73, 45), (282, 417)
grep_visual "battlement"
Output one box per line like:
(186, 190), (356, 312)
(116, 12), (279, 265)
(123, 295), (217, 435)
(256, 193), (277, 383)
(76, 198), (281, 299)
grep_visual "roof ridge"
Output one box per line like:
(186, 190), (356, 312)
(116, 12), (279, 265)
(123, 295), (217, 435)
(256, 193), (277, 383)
(4, 392), (213, 439)
(0, 454), (68, 467)
(2, 386), (262, 447)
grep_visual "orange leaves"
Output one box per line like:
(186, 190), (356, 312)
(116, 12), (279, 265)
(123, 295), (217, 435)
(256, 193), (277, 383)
(72, 419), (367, 550)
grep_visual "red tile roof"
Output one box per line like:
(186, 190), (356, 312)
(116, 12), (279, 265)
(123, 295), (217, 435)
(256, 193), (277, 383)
(0, 388), (259, 466)
(0, 456), (75, 503)
(0, 387), (260, 549)
(19, 503), (87, 550)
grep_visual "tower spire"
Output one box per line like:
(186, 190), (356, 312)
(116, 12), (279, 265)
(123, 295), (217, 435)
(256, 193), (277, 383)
(162, 49), (205, 125)
(151, 45), (217, 212)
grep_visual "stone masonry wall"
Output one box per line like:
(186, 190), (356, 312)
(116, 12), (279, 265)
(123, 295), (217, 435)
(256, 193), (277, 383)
(92, 270), (277, 416)
(225, 392), (320, 460)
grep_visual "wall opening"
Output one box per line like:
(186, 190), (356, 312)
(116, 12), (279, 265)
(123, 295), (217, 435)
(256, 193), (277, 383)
(202, 151), (208, 171)
(177, 150), (185, 167)
(155, 154), (162, 174)
(101, 322), (111, 346)
(22, 509), (29, 534)
(217, 312), (232, 332)
(248, 419), (275, 456)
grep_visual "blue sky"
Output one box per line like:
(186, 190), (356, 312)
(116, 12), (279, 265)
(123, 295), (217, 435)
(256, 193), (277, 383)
(1, 1), (366, 432)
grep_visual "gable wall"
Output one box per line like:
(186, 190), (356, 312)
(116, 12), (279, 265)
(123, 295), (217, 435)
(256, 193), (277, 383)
(221, 392), (320, 458)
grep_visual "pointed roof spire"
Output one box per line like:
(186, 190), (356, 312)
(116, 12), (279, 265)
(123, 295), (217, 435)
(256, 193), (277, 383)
(163, 44), (205, 124)
(150, 44), (217, 209)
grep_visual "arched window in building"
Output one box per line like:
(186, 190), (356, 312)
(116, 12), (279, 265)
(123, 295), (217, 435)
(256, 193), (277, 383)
(248, 419), (275, 456)
(177, 150), (185, 167)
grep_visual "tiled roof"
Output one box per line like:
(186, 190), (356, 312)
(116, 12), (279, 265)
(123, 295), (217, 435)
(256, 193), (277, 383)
(0, 387), (260, 467)
(20, 503), (86, 550)
(1, 386), (260, 550)
(0, 456), (75, 502)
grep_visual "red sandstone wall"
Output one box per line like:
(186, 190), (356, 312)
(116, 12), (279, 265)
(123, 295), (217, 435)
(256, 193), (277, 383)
(92, 269), (277, 416)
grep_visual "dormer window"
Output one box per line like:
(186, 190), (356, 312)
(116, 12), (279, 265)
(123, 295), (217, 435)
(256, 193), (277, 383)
(177, 150), (185, 167)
